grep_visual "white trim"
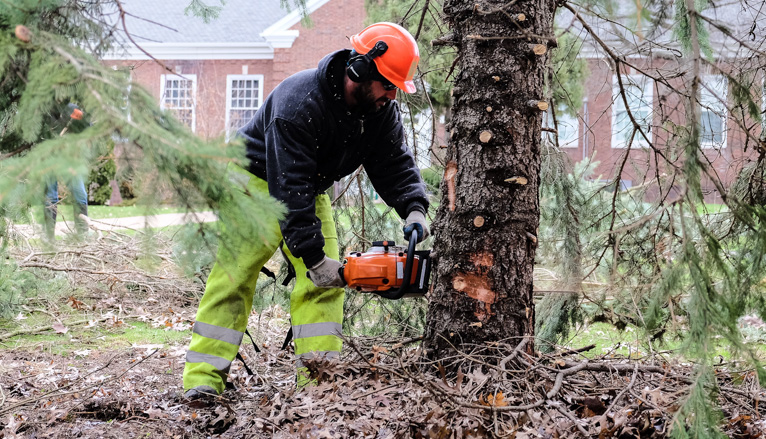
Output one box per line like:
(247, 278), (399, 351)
(700, 74), (728, 149)
(261, 30), (300, 49)
(611, 74), (653, 149)
(260, 0), (331, 49)
(543, 107), (579, 148)
(160, 74), (197, 132)
(225, 74), (265, 140)
(102, 42), (274, 61)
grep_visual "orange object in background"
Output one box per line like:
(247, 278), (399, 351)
(70, 108), (84, 120)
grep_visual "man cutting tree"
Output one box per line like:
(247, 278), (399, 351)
(183, 22), (430, 398)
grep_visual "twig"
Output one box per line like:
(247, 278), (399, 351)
(0, 143), (33, 160)
(331, 166), (364, 205)
(113, 0), (177, 76)
(352, 383), (399, 400)
(602, 362), (638, 417)
(562, 361), (666, 374)
(391, 336), (423, 350)
(553, 402), (589, 437)
(556, 344), (596, 357)
(22, 306), (64, 326)
(18, 261), (168, 277)
(499, 337), (529, 370)
(458, 361), (591, 412)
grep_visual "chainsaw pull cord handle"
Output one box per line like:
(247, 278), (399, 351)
(338, 263), (347, 287)
(377, 229), (417, 300)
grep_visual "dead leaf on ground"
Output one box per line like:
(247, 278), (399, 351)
(68, 296), (85, 310)
(52, 323), (68, 334)
(479, 392), (508, 407)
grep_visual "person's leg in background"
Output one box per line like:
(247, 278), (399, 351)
(67, 177), (88, 237)
(283, 193), (345, 387)
(66, 177), (89, 235)
(44, 179), (59, 242)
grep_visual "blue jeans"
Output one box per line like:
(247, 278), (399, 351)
(44, 178), (89, 237)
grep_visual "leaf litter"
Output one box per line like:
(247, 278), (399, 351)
(0, 233), (764, 437)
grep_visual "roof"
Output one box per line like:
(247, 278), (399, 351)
(560, 0), (766, 59)
(103, 0), (331, 60)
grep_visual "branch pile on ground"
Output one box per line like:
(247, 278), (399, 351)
(12, 230), (204, 301)
(230, 337), (765, 438)
(1, 329), (764, 437)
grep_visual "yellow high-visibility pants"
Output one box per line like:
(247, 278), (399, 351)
(183, 164), (344, 394)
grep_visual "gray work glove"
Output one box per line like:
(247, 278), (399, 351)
(307, 256), (345, 288)
(403, 210), (430, 243)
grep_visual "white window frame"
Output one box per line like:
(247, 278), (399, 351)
(543, 106), (579, 148)
(700, 74), (728, 149)
(225, 74), (264, 141)
(611, 74), (653, 149)
(160, 74), (197, 132)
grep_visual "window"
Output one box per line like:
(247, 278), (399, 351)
(225, 75), (264, 140)
(543, 105), (579, 148)
(700, 75), (727, 149)
(612, 74), (653, 149)
(160, 74), (197, 131)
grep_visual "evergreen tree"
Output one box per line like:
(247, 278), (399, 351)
(551, 1), (766, 435)
(0, 1), (283, 263)
(423, 0), (555, 353)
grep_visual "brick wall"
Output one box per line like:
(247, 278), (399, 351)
(271, 0), (366, 89)
(105, 0), (366, 140)
(105, 58), (275, 139)
(560, 58), (760, 202)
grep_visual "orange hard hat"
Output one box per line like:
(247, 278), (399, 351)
(350, 22), (419, 93)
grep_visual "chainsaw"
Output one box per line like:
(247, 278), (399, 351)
(340, 230), (432, 299)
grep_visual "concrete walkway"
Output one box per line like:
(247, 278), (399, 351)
(11, 211), (218, 239)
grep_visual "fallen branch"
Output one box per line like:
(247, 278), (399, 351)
(19, 261), (170, 278)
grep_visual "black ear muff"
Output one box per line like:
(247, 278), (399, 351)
(347, 40), (389, 83)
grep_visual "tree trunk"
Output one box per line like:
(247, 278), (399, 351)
(424, 0), (555, 356)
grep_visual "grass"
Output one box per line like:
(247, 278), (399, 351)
(1, 317), (190, 357)
(0, 268), (190, 356)
(697, 203), (727, 215)
(565, 321), (766, 362)
(565, 322), (661, 359)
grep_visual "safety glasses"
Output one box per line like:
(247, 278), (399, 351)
(381, 80), (397, 91)
(372, 72), (397, 91)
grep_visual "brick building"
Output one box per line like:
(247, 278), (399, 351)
(548, 4), (765, 202)
(103, 0), (366, 140)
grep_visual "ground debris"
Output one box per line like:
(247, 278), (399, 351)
(1, 331), (764, 438)
(2, 237), (764, 437)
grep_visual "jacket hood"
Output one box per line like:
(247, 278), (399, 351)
(316, 49), (352, 108)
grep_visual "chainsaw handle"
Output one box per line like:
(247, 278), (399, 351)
(376, 229), (417, 300)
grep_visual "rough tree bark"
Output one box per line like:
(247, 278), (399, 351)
(424, 0), (555, 355)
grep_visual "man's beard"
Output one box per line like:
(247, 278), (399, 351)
(350, 81), (388, 115)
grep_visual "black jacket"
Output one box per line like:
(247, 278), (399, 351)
(238, 50), (428, 267)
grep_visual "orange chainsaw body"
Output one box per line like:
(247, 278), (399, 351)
(341, 239), (431, 298)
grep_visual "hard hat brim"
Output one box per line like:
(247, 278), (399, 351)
(397, 80), (417, 94)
